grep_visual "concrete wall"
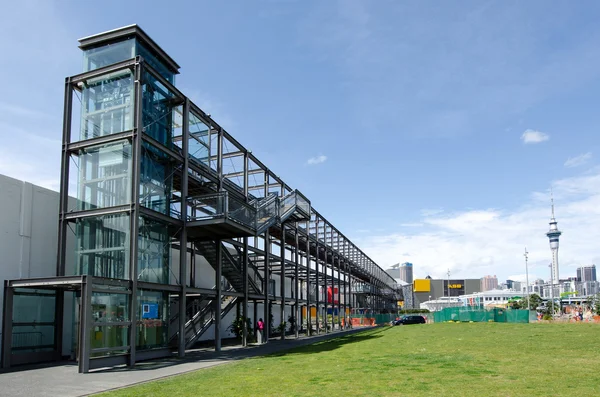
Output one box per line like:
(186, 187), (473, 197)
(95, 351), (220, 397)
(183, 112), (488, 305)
(0, 174), (61, 357)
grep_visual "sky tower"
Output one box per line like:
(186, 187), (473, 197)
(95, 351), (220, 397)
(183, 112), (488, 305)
(546, 192), (562, 284)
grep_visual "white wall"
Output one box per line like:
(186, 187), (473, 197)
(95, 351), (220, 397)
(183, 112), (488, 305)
(0, 174), (63, 357)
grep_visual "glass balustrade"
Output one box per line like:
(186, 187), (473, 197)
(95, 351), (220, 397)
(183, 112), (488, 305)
(187, 192), (257, 230)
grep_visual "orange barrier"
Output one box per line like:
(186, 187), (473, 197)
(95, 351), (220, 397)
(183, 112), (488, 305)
(351, 318), (376, 326)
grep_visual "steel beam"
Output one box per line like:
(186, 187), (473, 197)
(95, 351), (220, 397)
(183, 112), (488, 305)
(69, 58), (137, 85)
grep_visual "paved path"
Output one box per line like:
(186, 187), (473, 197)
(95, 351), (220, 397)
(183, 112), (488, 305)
(0, 328), (370, 397)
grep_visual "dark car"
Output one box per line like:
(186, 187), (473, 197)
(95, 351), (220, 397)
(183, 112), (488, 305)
(393, 315), (426, 325)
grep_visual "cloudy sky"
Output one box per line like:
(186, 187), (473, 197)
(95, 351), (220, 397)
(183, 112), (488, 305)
(1, 0), (600, 281)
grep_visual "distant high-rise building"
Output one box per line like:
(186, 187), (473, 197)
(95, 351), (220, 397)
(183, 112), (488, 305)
(512, 281), (522, 292)
(577, 265), (597, 282)
(506, 279), (522, 291)
(546, 193), (562, 284)
(398, 262), (413, 284)
(480, 275), (498, 291)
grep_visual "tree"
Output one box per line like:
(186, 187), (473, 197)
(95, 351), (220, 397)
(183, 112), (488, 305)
(510, 293), (542, 310)
(593, 293), (600, 316)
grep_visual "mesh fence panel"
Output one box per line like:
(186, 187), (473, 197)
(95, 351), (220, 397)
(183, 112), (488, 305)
(433, 307), (529, 323)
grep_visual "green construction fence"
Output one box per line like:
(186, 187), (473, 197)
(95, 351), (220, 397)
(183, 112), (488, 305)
(433, 307), (529, 323)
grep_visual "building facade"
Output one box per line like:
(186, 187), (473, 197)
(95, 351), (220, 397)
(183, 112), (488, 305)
(412, 278), (480, 307)
(577, 265), (597, 282)
(1, 25), (398, 373)
(398, 263), (413, 284)
(480, 275), (498, 292)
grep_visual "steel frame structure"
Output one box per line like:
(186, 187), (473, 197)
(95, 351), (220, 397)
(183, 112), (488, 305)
(1, 25), (398, 373)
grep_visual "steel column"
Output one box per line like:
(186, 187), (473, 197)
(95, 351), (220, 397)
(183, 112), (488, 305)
(1, 281), (13, 368)
(57, 79), (73, 276)
(263, 229), (270, 343)
(128, 61), (144, 368)
(280, 225), (285, 340)
(315, 222), (320, 335)
(294, 222), (299, 339)
(253, 300), (258, 342)
(217, 127), (223, 191)
(306, 226), (311, 335)
(242, 237), (249, 346)
(178, 98), (190, 358)
(214, 239), (222, 351)
(78, 277), (92, 373)
(242, 151), (250, 347)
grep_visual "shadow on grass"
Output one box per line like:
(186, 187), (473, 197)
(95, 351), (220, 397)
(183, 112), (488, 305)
(90, 327), (385, 373)
(268, 326), (392, 357)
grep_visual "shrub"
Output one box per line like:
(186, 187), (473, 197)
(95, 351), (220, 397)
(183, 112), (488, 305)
(228, 316), (253, 339)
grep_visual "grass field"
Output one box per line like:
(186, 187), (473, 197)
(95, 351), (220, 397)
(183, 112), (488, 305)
(100, 323), (600, 397)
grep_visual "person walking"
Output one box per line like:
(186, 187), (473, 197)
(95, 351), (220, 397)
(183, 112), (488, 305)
(257, 318), (264, 344)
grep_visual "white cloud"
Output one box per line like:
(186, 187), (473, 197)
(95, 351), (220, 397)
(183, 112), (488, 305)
(400, 223), (424, 228)
(307, 155), (327, 165)
(420, 208), (444, 217)
(356, 169), (600, 281)
(564, 152), (592, 168)
(521, 129), (549, 144)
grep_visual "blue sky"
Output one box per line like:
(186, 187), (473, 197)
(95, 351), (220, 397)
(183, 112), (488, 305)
(2, 0), (600, 282)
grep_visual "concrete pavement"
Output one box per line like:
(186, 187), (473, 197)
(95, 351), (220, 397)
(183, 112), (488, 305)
(0, 327), (371, 397)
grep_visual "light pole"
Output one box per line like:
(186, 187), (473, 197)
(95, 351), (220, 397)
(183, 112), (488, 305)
(524, 248), (530, 311)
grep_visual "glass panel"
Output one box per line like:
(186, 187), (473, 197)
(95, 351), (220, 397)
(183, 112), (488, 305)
(138, 216), (173, 284)
(228, 195), (257, 229)
(140, 142), (178, 218)
(71, 140), (132, 211)
(80, 69), (134, 141)
(73, 214), (130, 279)
(136, 40), (175, 84)
(136, 289), (169, 350)
(90, 325), (130, 356)
(83, 39), (136, 72)
(82, 40), (175, 83)
(92, 292), (130, 322)
(142, 70), (179, 149)
(188, 111), (210, 166)
(12, 325), (55, 353)
(188, 193), (225, 221)
(13, 289), (56, 323)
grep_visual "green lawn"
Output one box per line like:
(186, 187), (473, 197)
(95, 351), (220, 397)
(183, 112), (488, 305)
(100, 323), (600, 397)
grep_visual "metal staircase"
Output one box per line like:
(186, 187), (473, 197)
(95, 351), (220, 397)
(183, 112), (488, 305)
(168, 189), (311, 350)
(196, 241), (244, 292)
(169, 289), (238, 349)
(254, 193), (280, 234)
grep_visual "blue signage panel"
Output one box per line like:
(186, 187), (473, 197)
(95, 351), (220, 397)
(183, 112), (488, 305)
(141, 302), (159, 319)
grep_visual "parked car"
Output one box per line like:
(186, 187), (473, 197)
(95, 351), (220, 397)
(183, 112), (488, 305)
(393, 315), (426, 325)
